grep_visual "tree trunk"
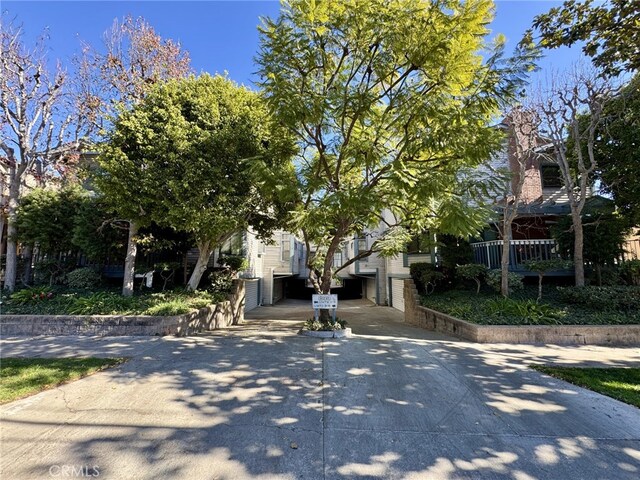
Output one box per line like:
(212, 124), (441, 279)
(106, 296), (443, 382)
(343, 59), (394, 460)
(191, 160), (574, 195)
(3, 181), (20, 292)
(21, 244), (33, 285)
(572, 212), (585, 287)
(595, 264), (602, 287)
(537, 273), (543, 301)
(500, 222), (512, 297)
(187, 240), (212, 291)
(122, 221), (139, 297)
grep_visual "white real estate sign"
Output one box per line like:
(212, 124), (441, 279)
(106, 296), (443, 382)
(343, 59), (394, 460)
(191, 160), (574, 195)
(312, 294), (338, 321)
(312, 294), (338, 309)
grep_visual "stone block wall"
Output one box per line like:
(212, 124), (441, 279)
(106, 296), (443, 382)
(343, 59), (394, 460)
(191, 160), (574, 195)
(0, 280), (246, 337)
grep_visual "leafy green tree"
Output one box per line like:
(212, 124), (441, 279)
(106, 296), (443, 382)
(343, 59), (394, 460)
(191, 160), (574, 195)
(72, 196), (128, 265)
(592, 74), (640, 225)
(97, 74), (294, 291)
(257, 0), (537, 313)
(524, 259), (573, 301)
(552, 202), (631, 286)
(17, 187), (84, 258)
(456, 264), (488, 295)
(526, 0), (640, 76)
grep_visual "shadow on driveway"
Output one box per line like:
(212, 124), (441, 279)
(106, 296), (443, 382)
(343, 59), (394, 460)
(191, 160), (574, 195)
(1, 299), (639, 479)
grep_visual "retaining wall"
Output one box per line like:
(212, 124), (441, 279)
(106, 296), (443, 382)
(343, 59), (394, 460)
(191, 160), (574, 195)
(403, 279), (640, 346)
(0, 280), (245, 337)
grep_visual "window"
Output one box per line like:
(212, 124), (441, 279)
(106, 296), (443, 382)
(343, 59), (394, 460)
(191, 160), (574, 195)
(281, 233), (291, 262)
(541, 165), (563, 188)
(220, 233), (244, 256)
(333, 252), (343, 268)
(406, 232), (432, 255)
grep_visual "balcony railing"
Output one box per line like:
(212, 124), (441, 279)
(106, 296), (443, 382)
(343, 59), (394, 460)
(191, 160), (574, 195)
(471, 239), (561, 272)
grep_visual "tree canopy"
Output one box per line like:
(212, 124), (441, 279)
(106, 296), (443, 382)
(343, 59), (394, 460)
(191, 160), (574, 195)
(592, 74), (640, 225)
(96, 74), (295, 289)
(257, 0), (537, 295)
(527, 0), (640, 76)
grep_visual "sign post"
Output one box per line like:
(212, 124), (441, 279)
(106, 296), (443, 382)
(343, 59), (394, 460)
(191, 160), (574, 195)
(312, 294), (338, 323)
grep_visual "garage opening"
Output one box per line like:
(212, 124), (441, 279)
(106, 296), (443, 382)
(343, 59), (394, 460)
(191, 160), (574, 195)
(283, 277), (364, 301)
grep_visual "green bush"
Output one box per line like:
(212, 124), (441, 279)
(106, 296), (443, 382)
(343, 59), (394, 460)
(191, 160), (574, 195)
(68, 292), (140, 315)
(485, 269), (523, 294)
(10, 287), (55, 305)
(409, 263), (444, 293)
(484, 298), (565, 324)
(66, 268), (102, 290)
(455, 264), (487, 294)
(557, 286), (640, 312)
(304, 317), (347, 331)
(620, 260), (640, 286)
(218, 255), (248, 273)
(208, 270), (234, 294)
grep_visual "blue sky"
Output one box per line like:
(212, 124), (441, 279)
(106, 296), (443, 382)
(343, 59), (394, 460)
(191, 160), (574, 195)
(3, 0), (584, 88)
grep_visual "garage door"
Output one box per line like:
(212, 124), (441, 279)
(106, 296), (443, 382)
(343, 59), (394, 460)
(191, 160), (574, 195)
(391, 278), (405, 312)
(244, 279), (259, 312)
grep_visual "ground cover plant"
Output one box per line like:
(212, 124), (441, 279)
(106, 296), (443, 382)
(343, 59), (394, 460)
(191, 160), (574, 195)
(0, 358), (125, 404)
(1, 287), (226, 316)
(531, 366), (640, 408)
(420, 285), (640, 325)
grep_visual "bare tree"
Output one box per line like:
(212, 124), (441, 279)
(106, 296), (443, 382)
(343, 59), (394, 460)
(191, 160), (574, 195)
(0, 19), (88, 291)
(496, 107), (542, 296)
(535, 68), (612, 286)
(79, 15), (191, 296)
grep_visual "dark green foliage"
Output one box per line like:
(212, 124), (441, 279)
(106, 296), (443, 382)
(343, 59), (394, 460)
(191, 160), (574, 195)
(66, 268), (102, 290)
(528, 0), (640, 76)
(552, 203), (631, 285)
(421, 286), (638, 325)
(72, 196), (128, 264)
(523, 259), (573, 274)
(208, 270), (234, 295)
(524, 258), (574, 300)
(409, 263), (444, 293)
(9, 286), (54, 304)
(438, 235), (474, 278)
(456, 263), (488, 294)
(556, 286), (640, 313)
(3, 288), (226, 316)
(620, 260), (640, 286)
(485, 269), (524, 293)
(218, 255), (248, 273)
(17, 187), (84, 255)
(592, 75), (640, 225)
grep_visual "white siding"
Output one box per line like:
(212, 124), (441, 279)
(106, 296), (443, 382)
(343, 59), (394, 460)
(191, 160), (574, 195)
(244, 279), (259, 312)
(390, 278), (405, 312)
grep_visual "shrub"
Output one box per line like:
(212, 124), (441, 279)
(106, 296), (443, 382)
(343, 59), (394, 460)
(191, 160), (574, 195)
(557, 286), (640, 312)
(10, 286), (54, 304)
(66, 268), (101, 290)
(208, 270), (234, 294)
(485, 269), (523, 294)
(523, 259), (573, 300)
(304, 317), (347, 331)
(620, 260), (640, 286)
(409, 262), (444, 293)
(218, 255), (248, 273)
(68, 292), (139, 315)
(484, 298), (565, 324)
(456, 264), (487, 294)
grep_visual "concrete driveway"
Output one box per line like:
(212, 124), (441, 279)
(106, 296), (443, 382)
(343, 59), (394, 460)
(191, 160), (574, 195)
(1, 299), (639, 479)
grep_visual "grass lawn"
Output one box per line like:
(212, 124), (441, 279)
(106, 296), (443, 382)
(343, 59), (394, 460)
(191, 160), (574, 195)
(0, 357), (125, 404)
(420, 286), (639, 325)
(531, 366), (640, 408)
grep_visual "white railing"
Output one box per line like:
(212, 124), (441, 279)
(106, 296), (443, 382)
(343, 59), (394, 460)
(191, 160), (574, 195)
(471, 239), (560, 271)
